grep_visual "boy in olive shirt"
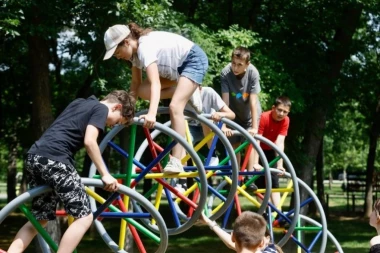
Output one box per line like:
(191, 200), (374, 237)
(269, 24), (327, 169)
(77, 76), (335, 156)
(221, 46), (262, 190)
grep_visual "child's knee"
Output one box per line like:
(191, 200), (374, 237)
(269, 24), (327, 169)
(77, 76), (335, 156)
(169, 102), (185, 115)
(39, 220), (48, 227)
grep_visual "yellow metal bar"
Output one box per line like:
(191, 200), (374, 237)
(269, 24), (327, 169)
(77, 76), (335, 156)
(279, 180), (293, 207)
(182, 132), (214, 162)
(151, 184), (165, 226)
(212, 176), (262, 213)
(254, 187), (294, 194)
(141, 172), (199, 179)
(119, 194), (130, 249)
(68, 215), (74, 226)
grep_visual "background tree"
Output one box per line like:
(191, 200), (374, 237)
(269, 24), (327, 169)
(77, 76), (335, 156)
(1, 0), (379, 230)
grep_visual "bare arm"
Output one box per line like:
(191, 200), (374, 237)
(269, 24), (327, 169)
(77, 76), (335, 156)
(274, 135), (286, 169)
(211, 105), (235, 122)
(252, 137), (262, 170)
(145, 63), (161, 116)
(84, 125), (118, 191)
(130, 66), (142, 99)
(222, 93), (229, 106)
(249, 93), (259, 133)
(220, 93), (234, 136)
(138, 62), (161, 128)
(218, 105), (235, 120)
(200, 213), (236, 250)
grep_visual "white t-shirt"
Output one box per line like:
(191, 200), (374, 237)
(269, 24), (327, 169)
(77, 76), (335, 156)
(186, 87), (226, 126)
(131, 31), (194, 81)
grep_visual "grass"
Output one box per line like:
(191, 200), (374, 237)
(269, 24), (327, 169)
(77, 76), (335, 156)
(0, 181), (375, 253)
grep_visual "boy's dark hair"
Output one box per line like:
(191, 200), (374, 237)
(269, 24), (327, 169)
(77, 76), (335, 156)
(374, 199), (380, 219)
(231, 46), (251, 63)
(274, 96), (291, 108)
(102, 90), (135, 125)
(233, 211), (266, 249)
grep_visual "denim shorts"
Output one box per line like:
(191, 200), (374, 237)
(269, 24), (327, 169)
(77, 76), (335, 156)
(189, 125), (204, 143)
(178, 44), (208, 85)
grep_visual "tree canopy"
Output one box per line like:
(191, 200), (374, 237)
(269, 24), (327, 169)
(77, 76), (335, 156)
(1, 0), (379, 214)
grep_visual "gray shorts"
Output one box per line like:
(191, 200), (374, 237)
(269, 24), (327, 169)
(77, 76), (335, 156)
(26, 154), (91, 220)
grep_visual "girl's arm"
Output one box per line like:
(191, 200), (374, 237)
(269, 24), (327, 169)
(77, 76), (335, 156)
(145, 62), (161, 116)
(138, 62), (160, 128)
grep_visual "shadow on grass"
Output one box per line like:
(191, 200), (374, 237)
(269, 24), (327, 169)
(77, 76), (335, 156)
(0, 200), (374, 253)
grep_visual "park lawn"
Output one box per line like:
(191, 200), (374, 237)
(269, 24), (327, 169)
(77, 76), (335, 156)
(0, 181), (375, 253)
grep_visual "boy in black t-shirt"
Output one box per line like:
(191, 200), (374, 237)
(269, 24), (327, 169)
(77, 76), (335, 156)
(7, 90), (135, 253)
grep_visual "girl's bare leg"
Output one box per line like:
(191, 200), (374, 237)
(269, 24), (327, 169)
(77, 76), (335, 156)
(137, 77), (177, 100)
(170, 76), (198, 158)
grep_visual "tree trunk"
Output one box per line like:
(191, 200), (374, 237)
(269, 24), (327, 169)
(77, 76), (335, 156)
(247, 0), (263, 30)
(364, 96), (380, 217)
(7, 136), (18, 202)
(298, 4), (363, 214)
(314, 138), (326, 214)
(28, 34), (54, 138)
(227, 0), (233, 26)
(27, 3), (60, 249)
(187, 0), (199, 20)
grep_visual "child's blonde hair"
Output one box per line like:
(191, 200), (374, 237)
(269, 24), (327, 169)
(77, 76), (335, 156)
(233, 211), (266, 249)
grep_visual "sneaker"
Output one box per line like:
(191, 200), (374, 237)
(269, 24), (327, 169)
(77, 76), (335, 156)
(244, 177), (258, 191)
(162, 184), (186, 199)
(163, 157), (184, 174)
(209, 156), (219, 166)
(188, 88), (202, 114)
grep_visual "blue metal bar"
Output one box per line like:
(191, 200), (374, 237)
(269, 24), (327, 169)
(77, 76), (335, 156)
(99, 212), (151, 218)
(93, 192), (120, 219)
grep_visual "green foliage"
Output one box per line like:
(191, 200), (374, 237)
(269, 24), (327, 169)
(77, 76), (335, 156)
(1, 0), (379, 194)
(324, 102), (372, 173)
(0, 1), (24, 38)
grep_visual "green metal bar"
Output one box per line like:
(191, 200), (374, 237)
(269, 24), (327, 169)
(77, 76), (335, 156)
(106, 202), (161, 243)
(297, 216), (302, 253)
(19, 204), (59, 252)
(197, 152), (206, 162)
(219, 141), (249, 166)
(244, 156), (281, 186)
(126, 125), (137, 186)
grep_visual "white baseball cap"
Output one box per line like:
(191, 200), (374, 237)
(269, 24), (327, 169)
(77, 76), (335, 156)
(103, 25), (131, 60)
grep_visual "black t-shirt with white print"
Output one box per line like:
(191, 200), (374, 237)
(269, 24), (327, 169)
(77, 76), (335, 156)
(28, 96), (108, 167)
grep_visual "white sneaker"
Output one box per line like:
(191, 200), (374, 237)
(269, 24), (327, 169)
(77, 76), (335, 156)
(163, 157), (184, 174)
(209, 156), (219, 166)
(188, 88), (202, 114)
(162, 184), (186, 199)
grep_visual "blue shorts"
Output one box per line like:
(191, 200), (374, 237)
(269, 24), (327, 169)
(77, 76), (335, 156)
(189, 125), (204, 143)
(178, 44), (208, 85)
